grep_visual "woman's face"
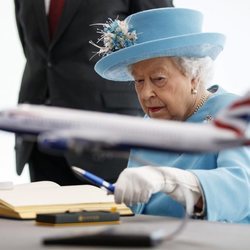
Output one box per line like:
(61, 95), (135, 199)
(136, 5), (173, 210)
(131, 57), (196, 121)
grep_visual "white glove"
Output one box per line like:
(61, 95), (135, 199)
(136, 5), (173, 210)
(114, 166), (202, 215)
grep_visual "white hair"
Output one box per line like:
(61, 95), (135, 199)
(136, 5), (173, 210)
(171, 56), (214, 86)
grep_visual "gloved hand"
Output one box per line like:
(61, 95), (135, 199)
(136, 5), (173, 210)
(114, 166), (202, 214)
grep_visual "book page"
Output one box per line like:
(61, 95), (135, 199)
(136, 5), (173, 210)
(0, 184), (114, 208)
(14, 181), (59, 189)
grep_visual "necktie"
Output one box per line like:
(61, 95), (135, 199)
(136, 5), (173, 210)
(48, 0), (65, 39)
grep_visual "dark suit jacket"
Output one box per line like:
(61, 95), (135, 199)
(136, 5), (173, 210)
(14, 0), (174, 179)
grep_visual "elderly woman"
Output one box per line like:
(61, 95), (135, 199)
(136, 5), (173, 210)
(92, 8), (250, 223)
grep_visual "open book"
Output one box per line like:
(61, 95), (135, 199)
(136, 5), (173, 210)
(0, 181), (133, 219)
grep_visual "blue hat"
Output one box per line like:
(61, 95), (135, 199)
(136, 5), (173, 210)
(93, 8), (225, 81)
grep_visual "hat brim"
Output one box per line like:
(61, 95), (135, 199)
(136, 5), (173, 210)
(95, 32), (225, 81)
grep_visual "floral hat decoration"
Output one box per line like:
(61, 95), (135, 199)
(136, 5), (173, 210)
(91, 8), (225, 82)
(89, 18), (138, 58)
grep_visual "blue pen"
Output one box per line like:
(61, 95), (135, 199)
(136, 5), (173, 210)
(71, 166), (115, 193)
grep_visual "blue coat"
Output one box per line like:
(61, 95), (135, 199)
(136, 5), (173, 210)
(128, 86), (250, 223)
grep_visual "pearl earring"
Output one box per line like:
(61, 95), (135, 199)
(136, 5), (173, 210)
(191, 88), (198, 95)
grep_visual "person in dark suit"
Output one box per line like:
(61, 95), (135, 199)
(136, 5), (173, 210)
(14, 0), (174, 185)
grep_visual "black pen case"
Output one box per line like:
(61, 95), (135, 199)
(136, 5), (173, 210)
(36, 211), (120, 226)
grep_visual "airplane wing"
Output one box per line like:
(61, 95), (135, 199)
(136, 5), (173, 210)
(36, 125), (249, 156)
(37, 129), (119, 154)
(0, 91), (249, 154)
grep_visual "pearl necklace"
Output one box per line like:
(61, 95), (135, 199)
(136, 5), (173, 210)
(188, 92), (211, 118)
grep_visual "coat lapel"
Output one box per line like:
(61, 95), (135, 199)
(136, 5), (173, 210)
(33, 0), (50, 48)
(50, 0), (83, 48)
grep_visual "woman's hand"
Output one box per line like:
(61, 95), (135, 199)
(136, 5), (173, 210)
(114, 166), (202, 214)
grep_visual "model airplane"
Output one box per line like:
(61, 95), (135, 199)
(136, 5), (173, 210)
(0, 91), (249, 155)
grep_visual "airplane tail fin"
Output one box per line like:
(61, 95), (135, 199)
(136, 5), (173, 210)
(213, 91), (250, 140)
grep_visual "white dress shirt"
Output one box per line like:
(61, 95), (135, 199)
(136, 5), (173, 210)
(44, 0), (50, 15)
